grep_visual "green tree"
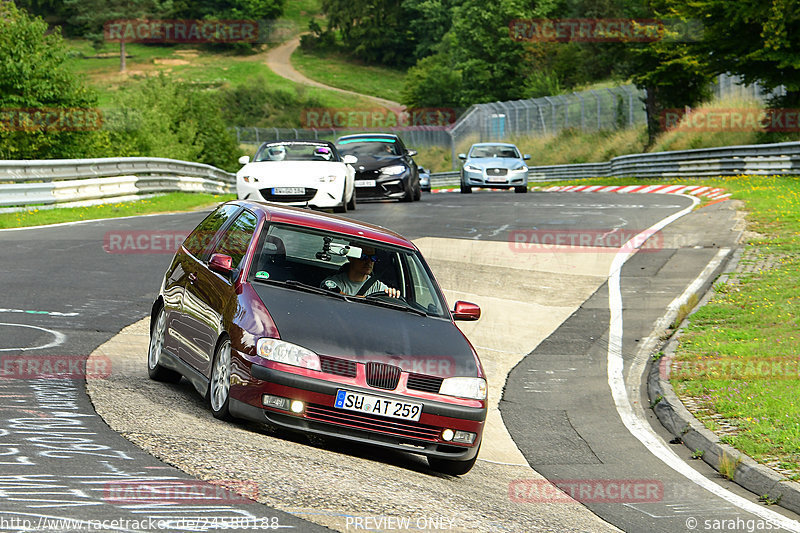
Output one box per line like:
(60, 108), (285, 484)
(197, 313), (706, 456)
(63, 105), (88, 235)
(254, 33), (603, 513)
(0, 2), (108, 159)
(105, 76), (241, 170)
(668, 0), (800, 105)
(63, 0), (173, 72)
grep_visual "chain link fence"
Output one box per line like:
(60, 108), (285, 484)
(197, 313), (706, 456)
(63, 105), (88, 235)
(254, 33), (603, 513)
(234, 74), (785, 170)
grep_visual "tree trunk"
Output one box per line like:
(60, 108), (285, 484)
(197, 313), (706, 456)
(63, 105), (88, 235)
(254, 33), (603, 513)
(120, 41), (126, 72)
(644, 85), (661, 147)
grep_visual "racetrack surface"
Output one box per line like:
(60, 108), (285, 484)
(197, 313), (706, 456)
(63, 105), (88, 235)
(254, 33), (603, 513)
(2, 191), (798, 532)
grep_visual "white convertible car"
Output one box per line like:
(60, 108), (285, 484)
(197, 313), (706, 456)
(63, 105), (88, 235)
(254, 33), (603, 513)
(236, 140), (357, 213)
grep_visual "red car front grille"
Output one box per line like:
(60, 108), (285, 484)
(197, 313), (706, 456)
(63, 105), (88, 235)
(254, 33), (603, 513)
(305, 404), (441, 441)
(365, 362), (401, 390)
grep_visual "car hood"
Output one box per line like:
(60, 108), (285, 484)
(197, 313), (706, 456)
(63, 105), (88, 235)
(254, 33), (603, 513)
(238, 161), (347, 181)
(347, 155), (405, 172)
(464, 157), (525, 169)
(252, 283), (479, 378)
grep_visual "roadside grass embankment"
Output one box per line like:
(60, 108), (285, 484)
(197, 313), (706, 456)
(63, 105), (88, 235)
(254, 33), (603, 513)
(0, 193), (233, 229)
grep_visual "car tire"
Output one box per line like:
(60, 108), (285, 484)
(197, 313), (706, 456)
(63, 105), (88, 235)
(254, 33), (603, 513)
(346, 190), (356, 211)
(147, 306), (182, 383)
(514, 186), (528, 193)
(428, 453), (478, 476)
(413, 183), (422, 201)
(400, 183), (414, 202)
(460, 184), (472, 194)
(209, 337), (233, 420)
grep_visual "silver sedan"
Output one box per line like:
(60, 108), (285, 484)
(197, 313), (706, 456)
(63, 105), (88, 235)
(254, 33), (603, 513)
(458, 143), (530, 194)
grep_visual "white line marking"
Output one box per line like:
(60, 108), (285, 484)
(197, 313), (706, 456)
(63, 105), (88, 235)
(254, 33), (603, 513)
(606, 198), (800, 531)
(0, 323), (66, 352)
(0, 308), (79, 317)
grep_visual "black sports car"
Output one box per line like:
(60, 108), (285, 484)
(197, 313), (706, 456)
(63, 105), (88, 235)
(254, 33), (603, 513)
(335, 133), (422, 202)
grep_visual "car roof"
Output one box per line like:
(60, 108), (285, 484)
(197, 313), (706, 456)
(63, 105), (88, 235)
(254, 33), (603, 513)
(234, 200), (415, 250)
(470, 142), (518, 148)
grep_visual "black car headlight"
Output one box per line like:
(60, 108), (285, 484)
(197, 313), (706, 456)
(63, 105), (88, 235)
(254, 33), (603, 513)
(380, 165), (406, 176)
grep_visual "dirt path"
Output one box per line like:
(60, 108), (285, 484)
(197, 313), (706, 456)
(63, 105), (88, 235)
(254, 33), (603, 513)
(265, 37), (403, 109)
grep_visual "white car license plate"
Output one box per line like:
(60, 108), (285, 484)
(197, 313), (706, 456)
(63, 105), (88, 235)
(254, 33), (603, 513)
(487, 177), (507, 183)
(355, 180), (376, 188)
(335, 390), (422, 421)
(272, 187), (305, 195)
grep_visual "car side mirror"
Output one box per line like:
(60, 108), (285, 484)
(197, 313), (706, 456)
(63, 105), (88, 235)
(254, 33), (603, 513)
(343, 155), (357, 164)
(452, 301), (480, 321)
(209, 253), (233, 276)
(407, 150), (418, 157)
(523, 154), (530, 160)
(458, 153), (467, 160)
(238, 155), (250, 165)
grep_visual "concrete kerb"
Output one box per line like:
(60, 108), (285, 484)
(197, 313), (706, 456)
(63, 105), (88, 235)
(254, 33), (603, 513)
(647, 247), (800, 515)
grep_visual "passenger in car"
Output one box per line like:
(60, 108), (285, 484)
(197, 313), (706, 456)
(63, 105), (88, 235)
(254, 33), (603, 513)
(320, 245), (400, 298)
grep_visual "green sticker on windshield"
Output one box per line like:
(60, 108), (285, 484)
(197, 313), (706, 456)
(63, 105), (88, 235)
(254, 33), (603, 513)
(255, 271), (270, 280)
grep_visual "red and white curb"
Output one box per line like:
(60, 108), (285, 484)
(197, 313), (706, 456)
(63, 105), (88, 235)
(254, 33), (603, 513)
(433, 184), (731, 199)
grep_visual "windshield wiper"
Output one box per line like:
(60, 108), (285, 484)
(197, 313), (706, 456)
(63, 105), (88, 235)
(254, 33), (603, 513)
(257, 279), (349, 300)
(361, 297), (428, 317)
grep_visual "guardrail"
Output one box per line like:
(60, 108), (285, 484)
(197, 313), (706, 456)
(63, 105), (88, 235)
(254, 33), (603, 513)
(0, 157), (235, 208)
(430, 141), (800, 187)
(3, 141), (799, 207)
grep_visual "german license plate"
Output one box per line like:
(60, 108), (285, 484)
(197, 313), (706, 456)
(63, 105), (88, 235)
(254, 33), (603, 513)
(487, 177), (507, 183)
(335, 390), (422, 421)
(355, 180), (376, 188)
(272, 187), (305, 195)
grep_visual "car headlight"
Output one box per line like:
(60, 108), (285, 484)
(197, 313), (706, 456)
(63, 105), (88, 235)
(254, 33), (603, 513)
(256, 338), (321, 371)
(318, 175), (338, 182)
(464, 165), (481, 172)
(512, 165), (528, 172)
(240, 175), (258, 183)
(439, 377), (487, 400)
(380, 165), (406, 176)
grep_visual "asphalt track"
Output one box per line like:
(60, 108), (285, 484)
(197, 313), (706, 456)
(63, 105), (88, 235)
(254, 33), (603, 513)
(1, 191), (798, 532)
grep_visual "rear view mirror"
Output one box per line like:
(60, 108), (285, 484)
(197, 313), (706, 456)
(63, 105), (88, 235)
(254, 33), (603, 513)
(238, 155), (250, 165)
(452, 301), (480, 321)
(407, 150), (418, 157)
(458, 153), (467, 160)
(523, 154), (530, 160)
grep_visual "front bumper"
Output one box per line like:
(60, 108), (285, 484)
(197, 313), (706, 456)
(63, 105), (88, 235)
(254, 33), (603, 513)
(353, 169), (411, 200)
(231, 363), (485, 461)
(237, 182), (344, 209)
(462, 168), (528, 188)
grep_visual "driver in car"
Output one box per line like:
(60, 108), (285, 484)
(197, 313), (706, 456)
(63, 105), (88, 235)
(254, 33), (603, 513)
(321, 245), (400, 298)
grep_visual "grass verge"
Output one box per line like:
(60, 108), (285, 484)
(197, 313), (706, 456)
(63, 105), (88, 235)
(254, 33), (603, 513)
(291, 47), (406, 103)
(0, 193), (234, 229)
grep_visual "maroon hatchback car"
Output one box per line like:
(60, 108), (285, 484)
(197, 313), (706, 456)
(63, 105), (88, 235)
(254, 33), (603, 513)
(148, 200), (486, 475)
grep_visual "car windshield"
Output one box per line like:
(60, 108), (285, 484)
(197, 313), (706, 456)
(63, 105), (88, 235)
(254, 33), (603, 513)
(254, 141), (339, 162)
(337, 139), (400, 157)
(250, 223), (449, 319)
(469, 145), (520, 159)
